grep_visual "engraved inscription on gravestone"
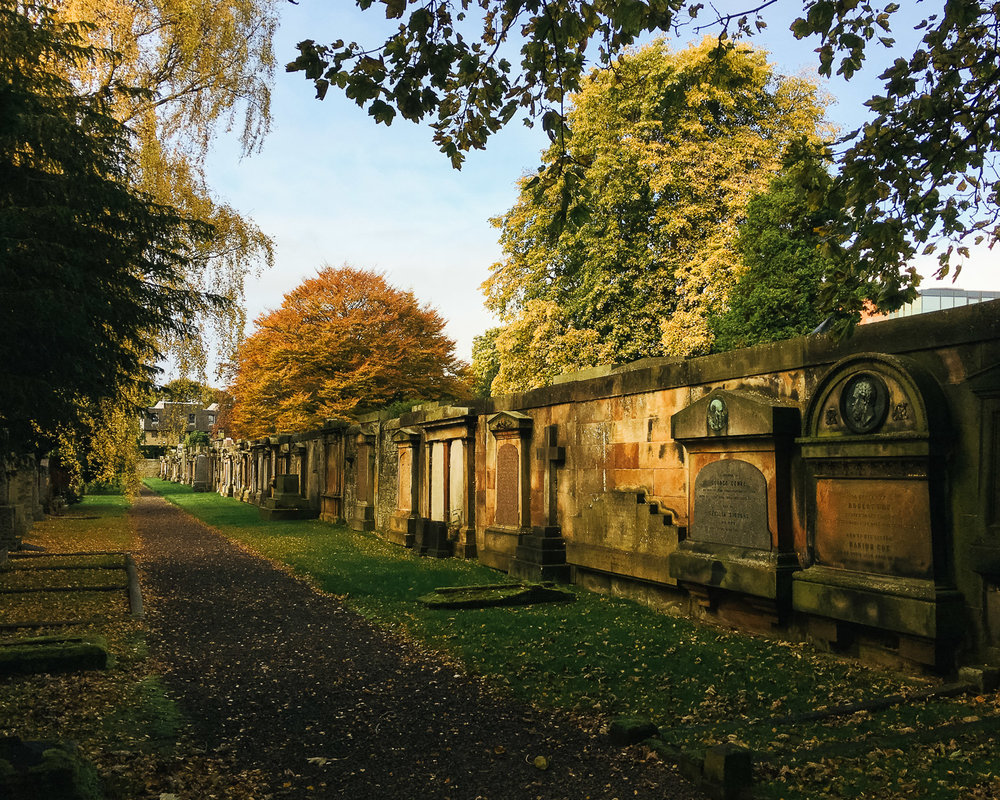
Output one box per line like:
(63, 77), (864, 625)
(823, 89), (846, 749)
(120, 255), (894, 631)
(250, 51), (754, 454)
(693, 459), (770, 549)
(814, 479), (932, 578)
(397, 449), (411, 512)
(495, 442), (519, 527)
(356, 446), (369, 500)
(449, 442), (464, 525)
(431, 442), (445, 521)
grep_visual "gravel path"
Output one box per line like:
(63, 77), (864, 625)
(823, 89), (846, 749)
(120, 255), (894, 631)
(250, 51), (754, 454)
(132, 488), (703, 800)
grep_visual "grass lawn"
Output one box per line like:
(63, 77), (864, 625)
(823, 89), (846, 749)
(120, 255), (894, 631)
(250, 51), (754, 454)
(147, 478), (1000, 799)
(0, 494), (266, 799)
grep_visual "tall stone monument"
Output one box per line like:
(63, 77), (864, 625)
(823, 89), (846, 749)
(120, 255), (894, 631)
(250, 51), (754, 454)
(669, 389), (800, 623)
(793, 353), (963, 667)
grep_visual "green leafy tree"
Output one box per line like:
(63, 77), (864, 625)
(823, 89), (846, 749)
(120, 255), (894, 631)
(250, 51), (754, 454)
(184, 430), (211, 447)
(798, 0), (1000, 326)
(0, 0), (221, 456)
(470, 327), (502, 397)
(710, 153), (837, 352)
(489, 300), (612, 394)
(483, 38), (831, 385)
(290, 0), (1000, 322)
(158, 378), (220, 405)
(58, 0), (279, 373)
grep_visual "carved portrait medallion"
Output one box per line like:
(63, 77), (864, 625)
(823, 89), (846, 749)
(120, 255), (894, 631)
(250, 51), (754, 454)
(839, 372), (889, 434)
(707, 397), (729, 433)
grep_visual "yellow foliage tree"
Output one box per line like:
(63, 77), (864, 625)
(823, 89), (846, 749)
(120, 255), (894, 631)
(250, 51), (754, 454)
(56, 0), (278, 373)
(482, 38), (833, 383)
(490, 300), (612, 395)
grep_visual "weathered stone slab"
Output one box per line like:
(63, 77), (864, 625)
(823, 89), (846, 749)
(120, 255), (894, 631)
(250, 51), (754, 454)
(814, 478), (932, 578)
(794, 353), (959, 662)
(449, 442), (464, 525)
(693, 460), (769, 550)
(430, 441), (445, 521)
(417, 582), (574, 609)
(495, 442), (519, 527)
(397, 448), (411, 512)
(608, 717), (659, 746)
(0, 636), (108, 676)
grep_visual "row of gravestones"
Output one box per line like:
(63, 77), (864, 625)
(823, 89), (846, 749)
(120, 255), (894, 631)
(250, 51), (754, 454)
(670, 353), (959, 667)
(0, 456), (47, 565)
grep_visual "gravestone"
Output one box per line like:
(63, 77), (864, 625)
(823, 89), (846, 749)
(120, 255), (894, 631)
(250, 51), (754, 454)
(482, 411), (533, 572)
(495, 443), (520, 528)
(509, 425), (572, 583)
(449, 442), (464, 526)
(389, 427), (421, 547)
(792, 353), (963, 667)
(191, 453), (211, 492)
(430, 441), (446, 521)
(398, 449), (412, 513)
(260, 474), (317, 520)
(669, 389), (800, 615)
(409, 408), (477, 559)
(693, 460), (769, 550)
(319, 418), (349, 523)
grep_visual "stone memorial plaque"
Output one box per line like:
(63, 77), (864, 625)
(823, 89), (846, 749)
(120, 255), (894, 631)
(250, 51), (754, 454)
(495, 442), (519, 527)
(839, 372), (889, 434)
(430, 442), (445, 521)
(355, 448), (368, 499)
(397, 449), (411, 512)
(814, 479), (932, 578)
(325, 443), (340, 494)
(693, 459), (770, 549)
(449, 442), (464, 525)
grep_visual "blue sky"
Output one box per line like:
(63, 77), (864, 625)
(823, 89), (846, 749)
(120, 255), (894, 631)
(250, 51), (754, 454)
(205, 2), (998, 364)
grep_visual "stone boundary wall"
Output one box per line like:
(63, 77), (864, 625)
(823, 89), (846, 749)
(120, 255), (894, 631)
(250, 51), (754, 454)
(181, 299), (1000, 670)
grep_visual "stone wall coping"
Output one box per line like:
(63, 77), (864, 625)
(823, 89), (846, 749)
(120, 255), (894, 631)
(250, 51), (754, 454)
(486, 299), (1000, 412)
(391, 427), (422, 444)
(487, 411), (533, 434)
(672, 388), (802, 441)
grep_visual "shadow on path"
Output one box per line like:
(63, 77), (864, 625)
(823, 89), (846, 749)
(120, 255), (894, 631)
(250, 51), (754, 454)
(131, 488), (701, 799)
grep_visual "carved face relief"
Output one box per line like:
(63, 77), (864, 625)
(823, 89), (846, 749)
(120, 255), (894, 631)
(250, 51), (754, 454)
(840, 372), (889, 434)
(707, 397), (729, 433)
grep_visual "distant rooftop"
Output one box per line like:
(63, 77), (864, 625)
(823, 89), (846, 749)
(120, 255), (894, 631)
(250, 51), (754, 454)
(864, 287), (1000, 323)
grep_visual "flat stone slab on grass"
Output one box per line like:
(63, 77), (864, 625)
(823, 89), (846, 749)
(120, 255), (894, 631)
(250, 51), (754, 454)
(609, 716), (660, 746)
(0, 568), (128, 592)
(417, 582), (575, 609)
(0, 635), (108, 676)
(5, 553), (126, 570)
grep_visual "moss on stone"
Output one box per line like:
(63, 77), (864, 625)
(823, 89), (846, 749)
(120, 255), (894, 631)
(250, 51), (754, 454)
(0, 636), (108, 675)
(417, 582), (574, 609)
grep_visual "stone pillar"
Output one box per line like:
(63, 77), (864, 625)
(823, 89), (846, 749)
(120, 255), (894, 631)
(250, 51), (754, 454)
(481, 411), (534, 572)
(390, 428), (422, 547)
(295, 442), (308, 499)
(509, 424), (572, 583)
(350, 425), (377, 532)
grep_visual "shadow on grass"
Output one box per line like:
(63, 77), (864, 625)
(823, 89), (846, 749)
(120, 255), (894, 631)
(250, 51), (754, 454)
(145, 478), (1000, 800)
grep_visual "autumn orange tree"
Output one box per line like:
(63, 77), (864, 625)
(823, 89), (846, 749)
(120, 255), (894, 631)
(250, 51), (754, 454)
(227, 266), (466, 438)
